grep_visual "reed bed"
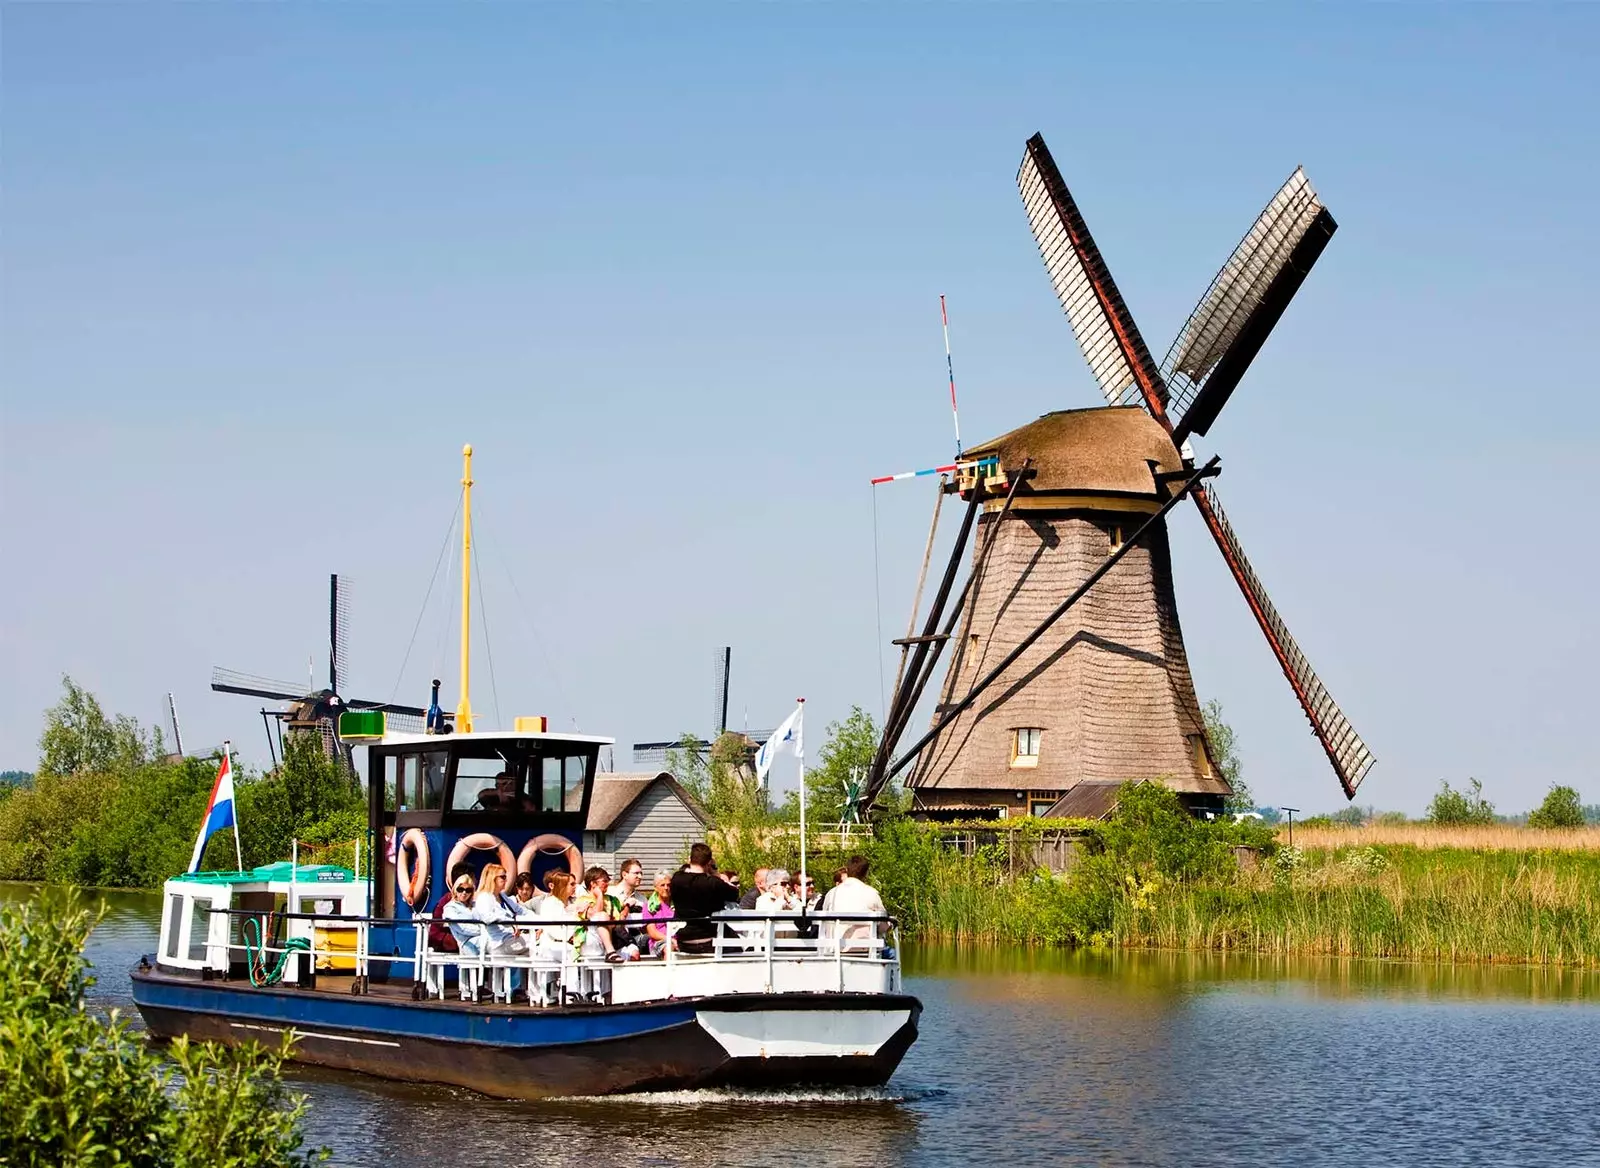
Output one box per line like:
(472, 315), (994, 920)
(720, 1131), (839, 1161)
(1285, 823), (1600, 852)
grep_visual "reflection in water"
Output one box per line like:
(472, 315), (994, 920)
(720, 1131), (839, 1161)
(8, 884), (1600, 1167)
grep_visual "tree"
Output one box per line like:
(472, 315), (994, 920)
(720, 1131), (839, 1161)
(0, 895), (325, 1166)
(1528, 785), (1585, 829)
(804, 707), (880, 828)
(1202, 699), (1251, 813)
(1427, 778), (1496, 826)
(37, 676), (157, 778)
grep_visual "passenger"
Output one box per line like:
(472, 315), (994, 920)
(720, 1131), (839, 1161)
(473, 863), (528, 955)
(612, 858), (648, 952)
(669, 842), (740, 955)
(755, 868), (797, 914)
(426, 863), (471, 953)
(801, 875), (818, 910)
(575, 867), (635, 964)
(440, 871), (483, 962)
(510, 871), (544, 919)
(818, 866), (848, 913)
(829, 854), (888, 952)
(737, 867), (770, 910)
(642, 868), (675, 956)
(534, 870), (577, 1007)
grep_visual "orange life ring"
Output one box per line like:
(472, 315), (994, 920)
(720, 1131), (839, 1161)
(395, 829), (431, 910)
(445, 832), (517, 884)
(518, 833), (583, 881)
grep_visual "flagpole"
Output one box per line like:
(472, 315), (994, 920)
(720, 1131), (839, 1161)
(225, 740), (242, 872)
(796, 698), (807, 898)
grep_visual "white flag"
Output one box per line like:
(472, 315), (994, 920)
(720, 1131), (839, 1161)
(754, 702), (804, 785)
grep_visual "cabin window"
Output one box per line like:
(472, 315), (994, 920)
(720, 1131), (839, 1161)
(164, 895), (185, 961)
(563, 754), (588, 812)
(186, 898), (215, 963)
(542, 756), (563, 811)
(1011, 728), (1042, 768)
(453, 754), (524, 811)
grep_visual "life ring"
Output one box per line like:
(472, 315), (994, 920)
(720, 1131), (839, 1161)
(445, 832), (517, 885)
(395, 829), (431, 910)
(518, 833), (583, 881)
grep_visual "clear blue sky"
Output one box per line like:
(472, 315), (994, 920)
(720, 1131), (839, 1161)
(3, 4), (1596, 814)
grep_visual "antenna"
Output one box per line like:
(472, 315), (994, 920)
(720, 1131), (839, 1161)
(941, 295), (962, 459)
(713, 647), (731, 736)
(167, 693), (185, 757)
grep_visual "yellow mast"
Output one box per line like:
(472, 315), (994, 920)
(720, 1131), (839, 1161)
(457, 443), (474, 734)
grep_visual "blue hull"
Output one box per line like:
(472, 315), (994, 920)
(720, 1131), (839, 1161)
(131, 965), (920, 1099)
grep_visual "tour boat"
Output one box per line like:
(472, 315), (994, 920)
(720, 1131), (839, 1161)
(130, 447), (919, 1099)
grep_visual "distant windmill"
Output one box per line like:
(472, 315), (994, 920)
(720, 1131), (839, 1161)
(212, 574), (427, 770)
(864, 132), (1373, 819)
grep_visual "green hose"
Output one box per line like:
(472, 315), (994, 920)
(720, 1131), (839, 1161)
(242, 916), (312, 986)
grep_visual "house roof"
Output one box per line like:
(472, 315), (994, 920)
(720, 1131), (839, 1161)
(1041, 780), (1132, 821)
(586, 772), (710, 832)
(964, 406), (1183, 499)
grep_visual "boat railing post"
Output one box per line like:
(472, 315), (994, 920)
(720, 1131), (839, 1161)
(765, 916), (774, 993)
(664, 919), (676, 999)
(836, 918), (845, 992)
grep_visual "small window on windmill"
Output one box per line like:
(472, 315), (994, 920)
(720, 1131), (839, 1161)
(1109, 524), (1124, 552)
(1011, 728), (1042, 769)
(969, 634), (980, 656)
(1187, 734), (1213, 778)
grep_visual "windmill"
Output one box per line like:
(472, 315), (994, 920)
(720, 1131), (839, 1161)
(862, 132), (1373, 819)
(212, 574), (427, 770)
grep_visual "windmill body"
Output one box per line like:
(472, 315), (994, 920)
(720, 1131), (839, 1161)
(912, 407), (1229, 817)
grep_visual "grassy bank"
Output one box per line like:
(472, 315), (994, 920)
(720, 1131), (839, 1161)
(746, 797), (1600, 968)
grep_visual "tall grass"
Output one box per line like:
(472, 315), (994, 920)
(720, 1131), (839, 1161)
(1287, 823), (1600, 851)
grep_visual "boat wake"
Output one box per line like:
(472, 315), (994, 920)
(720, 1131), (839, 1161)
(553, 1085), (937, 1106)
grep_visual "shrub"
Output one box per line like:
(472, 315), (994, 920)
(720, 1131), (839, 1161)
(0, 894), (325, 1166)
(1427, 778), (1496, 826)
(1529, 785), (1586, 829)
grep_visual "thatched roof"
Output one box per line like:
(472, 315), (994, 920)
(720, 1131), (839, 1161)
(911, 511), (1230, 798)
(587, 772), (709, 832)
(964, 406), (1183, 499)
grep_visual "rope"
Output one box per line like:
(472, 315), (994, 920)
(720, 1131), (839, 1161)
(242, 916), (311, 987)
(871, 486), (887, 722)
(389, 490), (463, 705)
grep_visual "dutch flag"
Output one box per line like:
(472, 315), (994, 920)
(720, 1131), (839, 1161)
(188, 743), (238, 873)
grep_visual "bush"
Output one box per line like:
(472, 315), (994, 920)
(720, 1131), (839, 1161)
(1427, 778), (1496, 826)
(0, 894), (325, 1166)
(1529, 785), (1585, 829)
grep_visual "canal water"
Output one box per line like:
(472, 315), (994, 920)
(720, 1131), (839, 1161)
(15, 885), (1600, 1167)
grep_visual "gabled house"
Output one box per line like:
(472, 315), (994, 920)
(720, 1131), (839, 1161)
(582, 772), (710, 876)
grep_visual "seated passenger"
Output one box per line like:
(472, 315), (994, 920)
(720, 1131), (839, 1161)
(755, 868), (797, 914)
(473, 862), (527, 955)
(426, 863), (472, 953)
(643, 868), (675, 956)
(537, 870), (577, 951)
(829, 854), (889, 952)
(575, 867), (635, 964)
(510, 871), (544, 919)
(440, 871), (483, 958)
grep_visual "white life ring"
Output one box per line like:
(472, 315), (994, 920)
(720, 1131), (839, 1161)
(518, 833), (583, 882)
(445, 832), (518, 885)
(395, 829), (431, 910)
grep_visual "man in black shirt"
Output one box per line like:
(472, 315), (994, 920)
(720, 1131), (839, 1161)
(669, 843), (739, 954)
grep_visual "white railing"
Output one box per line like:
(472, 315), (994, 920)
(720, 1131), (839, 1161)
(199, 907), (902, 1006)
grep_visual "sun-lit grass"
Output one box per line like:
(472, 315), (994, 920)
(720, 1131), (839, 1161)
(1285, 823), (1600, 852)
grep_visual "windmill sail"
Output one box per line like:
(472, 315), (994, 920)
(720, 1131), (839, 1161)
(1164, 168), (1337, 444)
(1018, 134), (1169, 419)
(1192, 485), (1374, 798)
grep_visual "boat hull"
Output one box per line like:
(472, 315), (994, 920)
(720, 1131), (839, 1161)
(130, 966), (919, 1099)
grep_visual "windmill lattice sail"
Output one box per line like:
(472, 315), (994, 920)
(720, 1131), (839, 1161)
(1018, 134), (1168, 415)
(1162, 168), (1337, 443)
(1195, 486), (1374, 797)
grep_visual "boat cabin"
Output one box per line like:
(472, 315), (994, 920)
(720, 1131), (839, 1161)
(364, 728), (613, 932)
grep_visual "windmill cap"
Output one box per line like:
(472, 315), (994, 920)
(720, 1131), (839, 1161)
(963, 406), (1182, 506)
